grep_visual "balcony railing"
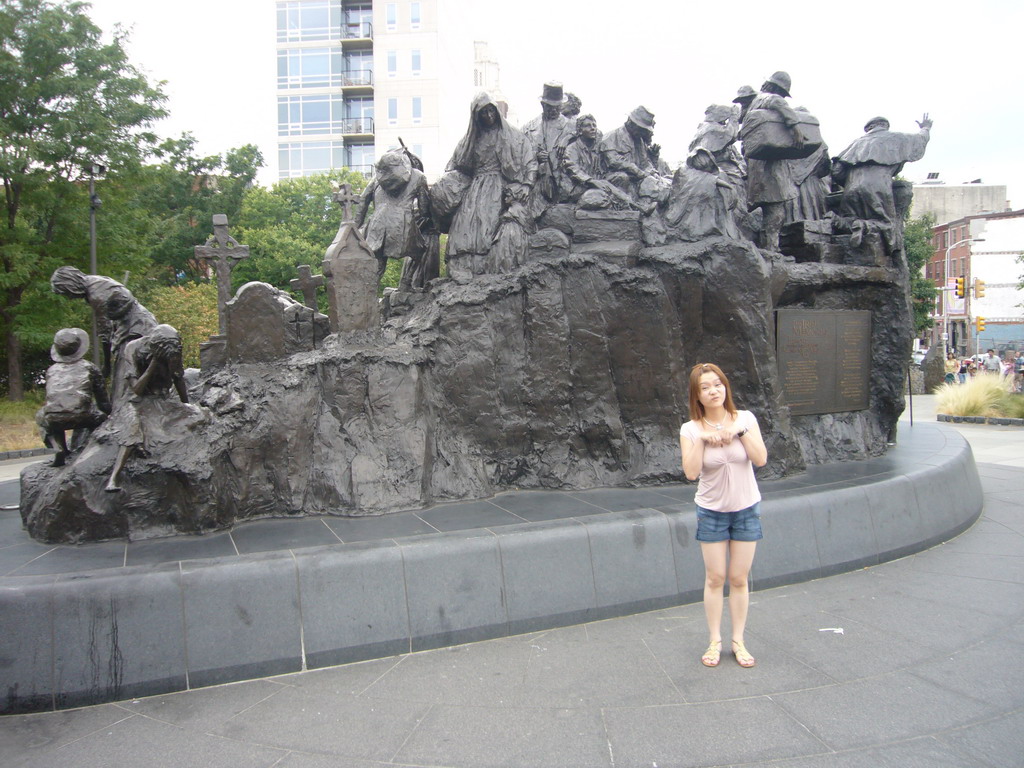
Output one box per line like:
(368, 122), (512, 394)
(342, 69), (373, 87)
(340, 117), (374, 135)
(346, 164), (375, 178)
(343, 21), (373, 40)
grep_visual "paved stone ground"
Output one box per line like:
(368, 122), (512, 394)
(1, 395), (1022, 768)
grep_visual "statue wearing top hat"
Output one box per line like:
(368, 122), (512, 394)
(36, 328), (111, 467)
(522, 81), (575, 217)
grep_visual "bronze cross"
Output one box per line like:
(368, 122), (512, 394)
(332, 183), (360, 223)
(290, 264), (325, 310)
(195, 214), (250, 336)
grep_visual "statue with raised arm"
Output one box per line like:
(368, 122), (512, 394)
(832, 114), (932, 253)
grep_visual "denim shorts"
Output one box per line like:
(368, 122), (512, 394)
(695, 503), (763, 542)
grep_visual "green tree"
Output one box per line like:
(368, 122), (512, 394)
(232, 169), (371, 303)
(0, 0), (166, 399)
(142, 282), (218, 369)
(131, 135), (263, 282)
(903, 214), (938, 335)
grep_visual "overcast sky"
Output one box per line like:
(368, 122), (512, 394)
(85, 0), (1024, 206)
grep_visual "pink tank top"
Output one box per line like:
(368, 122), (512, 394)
(680, 410), (762, 512)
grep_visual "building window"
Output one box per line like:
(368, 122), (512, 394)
(410, 2), (421, 28)
(277, 48), (343, 90)
(347, 142), (375, 176)
(343, 96), (374, 135)
(343, 49), (373, 86)
(411, 96), (422, 124)
(386, 3), (397, 30)
(344, 2), (372, 38)
(278, 94), (347, 137)
(411, 49), (421, 75)
(388, 97), (398, 125)
(276, 0), (341, 43)
(278, 140), (347, 178)
(413, 144), (423, 163)
(387, 50), (397, 77)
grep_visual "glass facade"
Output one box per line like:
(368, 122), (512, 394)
(278, 94), (347, 137)
(277, 0), (342, 43)
(277, 48), (343, 90)
(276, 1), (442, 179)
(279, 141), (347, 177)
(276, 0), (379, 179)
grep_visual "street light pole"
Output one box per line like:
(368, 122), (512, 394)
(87, 163), (105, 364)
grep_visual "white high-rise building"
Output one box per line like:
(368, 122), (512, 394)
(275, 0), (500, 180)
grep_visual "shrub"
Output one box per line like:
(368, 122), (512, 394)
(998, 393), (1024, 419)
(935, 374), (1012, 417)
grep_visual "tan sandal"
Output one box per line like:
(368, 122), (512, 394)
(732, 639), (756, 668)
(701, 640), (722, 667)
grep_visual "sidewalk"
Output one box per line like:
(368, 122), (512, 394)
(1, 396), (1022, 768)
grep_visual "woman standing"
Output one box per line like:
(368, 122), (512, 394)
(944, 352), (958, 385)
(681, 363), (768, 668)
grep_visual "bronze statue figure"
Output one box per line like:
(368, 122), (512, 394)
(105, 324), (190, 492)
(522, 81), (575, 218)
(37, 328), (111, 467)
(600, 106), (659, 201)
(742, 72), (801, 252)
(832, 114), (932, 253)
(355, 149), (433, 289)
(664, 148), (740, 242)
(436, 92), (536, 280)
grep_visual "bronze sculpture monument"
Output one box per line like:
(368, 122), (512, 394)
(21, 73), (933, 543)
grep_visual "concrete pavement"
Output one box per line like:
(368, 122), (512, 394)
(1, 395), (1022, 767)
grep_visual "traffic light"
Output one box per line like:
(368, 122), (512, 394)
(974, 279), (986, 298)
(955, 277), (965, 298)
(975, 316), (986, 333)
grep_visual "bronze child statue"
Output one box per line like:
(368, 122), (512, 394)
(37, 328), (111, 467)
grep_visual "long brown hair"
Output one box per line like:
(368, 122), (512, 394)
(688, 363), (738, 421)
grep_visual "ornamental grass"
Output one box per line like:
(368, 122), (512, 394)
(934, 374), (1017, 418)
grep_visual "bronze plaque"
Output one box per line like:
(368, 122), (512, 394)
(776, 310), (871, 416)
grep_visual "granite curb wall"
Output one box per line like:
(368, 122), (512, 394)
(937, 413), (1024, 427)
(1, 426), (983, 715)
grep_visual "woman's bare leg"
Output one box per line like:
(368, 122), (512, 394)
(700, 541), (729, 642)
(727, 540), (757, 643)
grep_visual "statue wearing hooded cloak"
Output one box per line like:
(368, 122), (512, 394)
(443, 93), (536, 274)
